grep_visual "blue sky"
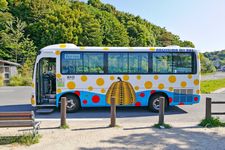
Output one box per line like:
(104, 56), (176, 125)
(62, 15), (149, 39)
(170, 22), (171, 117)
(82, 0), (225, 52)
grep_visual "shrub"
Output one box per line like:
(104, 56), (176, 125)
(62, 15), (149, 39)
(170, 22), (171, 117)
(9, 75), (32, 86)
(0, 133), (41, 146)
(0, 74), (3, 86)
(199, 117), (225, 128)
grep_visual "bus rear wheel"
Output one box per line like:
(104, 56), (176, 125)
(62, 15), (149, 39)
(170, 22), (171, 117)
(148, 94), (168, 113)
(62, 94), (80, 113)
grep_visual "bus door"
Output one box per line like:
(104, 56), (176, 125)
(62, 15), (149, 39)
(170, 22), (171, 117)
(36, 58), (56, 105)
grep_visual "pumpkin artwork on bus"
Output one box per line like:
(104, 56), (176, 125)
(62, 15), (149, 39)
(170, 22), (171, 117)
(31, 44), (201, 113)
(106, 77), (136, 105)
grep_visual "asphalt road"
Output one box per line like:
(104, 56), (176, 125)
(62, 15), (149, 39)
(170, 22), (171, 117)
(201, 71), (225, 81)
(0, 86), (225, 124)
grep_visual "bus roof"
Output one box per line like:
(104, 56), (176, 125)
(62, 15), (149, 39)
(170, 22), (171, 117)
(40, 43), (198, 53)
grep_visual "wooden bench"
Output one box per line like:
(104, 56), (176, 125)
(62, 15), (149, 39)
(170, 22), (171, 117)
(0, 111), (40, 135)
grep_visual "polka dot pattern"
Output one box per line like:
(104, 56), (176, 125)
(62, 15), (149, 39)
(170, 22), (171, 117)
(144, 81), (152, 89)
(181, 81), (187, 88)
(56, 73), (62, 79)
(57, 88), (62, 93)
(158, 83), (164, 90)
(55, 50), (61, 55)
(194, 79), (199, 86)
(74, 91), (80, 96)
(169, 87), (174, 92)
(96, 78), (104, 86)
(135, 102), (141, 106)
(154, 75), (158, 80)
(110, 76), (115, 81)
(101, 88), (105, 93)
(188, 74), (192, 79)
(136, 75), (141, 80)
(168, 75), (176, 83)
(82, 100), (87, 104)
(88, 86), (93, 91)
(81, 75), (87, 82)
(67, 81), (76, 89)
(123, 75), (129, 81)
(92, 95), (100, 103)
(134, 86), (139, 91)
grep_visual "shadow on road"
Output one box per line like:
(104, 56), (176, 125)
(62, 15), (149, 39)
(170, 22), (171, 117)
(0, 104), (187, 119)
(79, 126), (225, 150)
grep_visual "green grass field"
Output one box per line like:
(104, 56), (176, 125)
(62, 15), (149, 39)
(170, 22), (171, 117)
(201, 78), (225, 93)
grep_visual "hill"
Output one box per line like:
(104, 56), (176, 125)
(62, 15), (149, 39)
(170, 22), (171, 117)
(204, 50), (225, 69)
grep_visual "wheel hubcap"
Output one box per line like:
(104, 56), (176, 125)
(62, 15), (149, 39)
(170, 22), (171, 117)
(67, 99), (75, 109)
(153, 98), (160, 110)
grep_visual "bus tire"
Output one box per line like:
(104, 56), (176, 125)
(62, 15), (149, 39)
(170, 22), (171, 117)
(148, 94), (168, 113)
(63, 94), (81, 113)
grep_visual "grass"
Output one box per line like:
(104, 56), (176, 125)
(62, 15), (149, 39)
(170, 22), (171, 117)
(201, 78), (225, 93)
(199, 117), (225, 128)
(60, 124), (70, 129)
(153, 123), (172, 129)
(201, 72), (216, 76)
(0, 133), (41, 146)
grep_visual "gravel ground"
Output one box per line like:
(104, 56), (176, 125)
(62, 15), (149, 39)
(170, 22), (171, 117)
(1, 120), (225, 150)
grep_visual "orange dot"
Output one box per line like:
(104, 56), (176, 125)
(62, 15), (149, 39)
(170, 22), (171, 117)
(188, 74), (192, 79)
(101, 88), (105, 93)
(110, 76), (115, 81)
(144, 81), (152, 89)
(96, 78), (104, 86)
(57, 88), (62, 93)
(88, 86), (93, 91)
(135, 86), (139, 91)
(136, 75), (141, 80)
(158, 83), (164, 90)
(81, 75), (87, 82)
(56, 73), (62, 79)
(55, 50), (61, 55)
(67, 81), (76, 89)
(194, 79), (199, 86)
(169, 87), (174, 92)
(181, 81), (187, 88)
(168, 75), (176, 83)
(154, 75), (158, 80)
(196, 89), (200, 94)
(123, 75), (129, 81)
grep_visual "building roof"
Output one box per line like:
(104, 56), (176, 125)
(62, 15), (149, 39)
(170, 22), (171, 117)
(0, 60), (21, 67)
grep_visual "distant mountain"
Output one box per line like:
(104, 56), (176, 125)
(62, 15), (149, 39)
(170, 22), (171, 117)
(204, 50), (225, 69)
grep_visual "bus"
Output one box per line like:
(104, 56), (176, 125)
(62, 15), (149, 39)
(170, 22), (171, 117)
(31, 43), (200, 113)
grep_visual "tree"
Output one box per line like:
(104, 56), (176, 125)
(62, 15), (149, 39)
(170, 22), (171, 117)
(0, 18), (36, 64)
(78, 15), (103, 46)
(200, 53), (216, 73)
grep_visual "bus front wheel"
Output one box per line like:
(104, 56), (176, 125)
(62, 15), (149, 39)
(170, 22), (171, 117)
(62, 94), (81, 113)
(148, 94), (168, 113)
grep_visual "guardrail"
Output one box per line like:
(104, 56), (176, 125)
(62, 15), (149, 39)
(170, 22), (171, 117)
(206, 97), (225, 119)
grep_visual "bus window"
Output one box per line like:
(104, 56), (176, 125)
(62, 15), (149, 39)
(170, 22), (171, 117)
(173, 53), (193, 73)
(108, 53), (148, 74)
(128, 53), (148, 73)
(61, 52), (104, 74)
(153, 53), (172, 73)
(84, 53), (104, 73)
(108, 53), (128, 73)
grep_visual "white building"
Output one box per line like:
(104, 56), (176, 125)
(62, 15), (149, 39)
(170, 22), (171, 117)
(0, 60), (21, 85)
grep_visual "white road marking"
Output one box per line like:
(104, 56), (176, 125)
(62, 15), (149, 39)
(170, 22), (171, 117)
(36, 118), (104, 121)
